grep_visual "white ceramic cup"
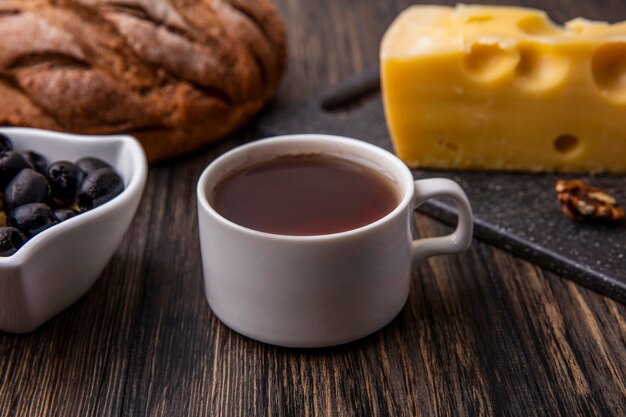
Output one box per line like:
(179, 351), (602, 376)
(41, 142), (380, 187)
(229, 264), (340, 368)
(197, 134), (473, 347)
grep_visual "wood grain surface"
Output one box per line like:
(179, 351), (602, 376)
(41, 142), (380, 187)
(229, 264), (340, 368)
(1, 1), (625, 416)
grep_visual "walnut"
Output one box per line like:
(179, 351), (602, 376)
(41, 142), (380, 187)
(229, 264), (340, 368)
(555, 180), (625, 222)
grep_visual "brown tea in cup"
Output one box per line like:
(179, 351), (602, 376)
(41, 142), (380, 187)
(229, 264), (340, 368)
(211, 154), (399, 236)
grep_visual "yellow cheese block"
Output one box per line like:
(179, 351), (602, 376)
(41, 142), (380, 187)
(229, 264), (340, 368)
(381, 5), (626, 172)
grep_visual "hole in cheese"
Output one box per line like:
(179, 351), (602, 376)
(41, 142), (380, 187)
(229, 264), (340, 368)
(436, 137), (459, 152)
(463, 42), (519, 82)
(515, 44), (569, 92)
(466, 15), (493, 24)
(517, 15), (560, 36)
(592, 42), (626, 103)
(553, 134), (580, 154)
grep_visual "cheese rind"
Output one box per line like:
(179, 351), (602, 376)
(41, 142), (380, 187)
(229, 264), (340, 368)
(381, 5), (626, 172)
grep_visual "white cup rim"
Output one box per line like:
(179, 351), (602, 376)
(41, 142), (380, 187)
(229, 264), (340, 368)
(196, 134), (415, 241)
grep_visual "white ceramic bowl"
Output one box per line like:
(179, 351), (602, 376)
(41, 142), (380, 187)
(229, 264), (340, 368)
(0, 128), (147, 333)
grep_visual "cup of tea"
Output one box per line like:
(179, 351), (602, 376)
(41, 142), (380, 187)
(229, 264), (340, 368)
(196, 134), (473, 347)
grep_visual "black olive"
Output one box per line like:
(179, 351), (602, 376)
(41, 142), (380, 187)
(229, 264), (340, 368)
(47, 161), (85, 204)
(0, 226), (26, 256)
(22, 150), (48, 174)
(4, 169), (51, 213)
(53, 208), (78, 222)
(0, 151), (30, 189)
(77, 168), (124, 211)
(76, 157), (111, 174)
(0, 134), (13, 153)
(8, 203), (58, 238)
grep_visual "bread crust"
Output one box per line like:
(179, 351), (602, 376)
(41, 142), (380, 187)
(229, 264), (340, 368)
(0, 0), (286, 161)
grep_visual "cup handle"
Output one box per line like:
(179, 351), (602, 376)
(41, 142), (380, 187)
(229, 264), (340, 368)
(411, 178), (473, 267)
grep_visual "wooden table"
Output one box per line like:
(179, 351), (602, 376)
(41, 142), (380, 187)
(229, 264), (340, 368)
(1, 1), (625, 416)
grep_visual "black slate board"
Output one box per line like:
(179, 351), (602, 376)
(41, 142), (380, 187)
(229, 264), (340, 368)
(255, 69), (626, 303)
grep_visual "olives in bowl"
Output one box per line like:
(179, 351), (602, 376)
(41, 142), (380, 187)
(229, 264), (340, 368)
(0, 128), (147, 333)
(0, 133), (126, 250)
